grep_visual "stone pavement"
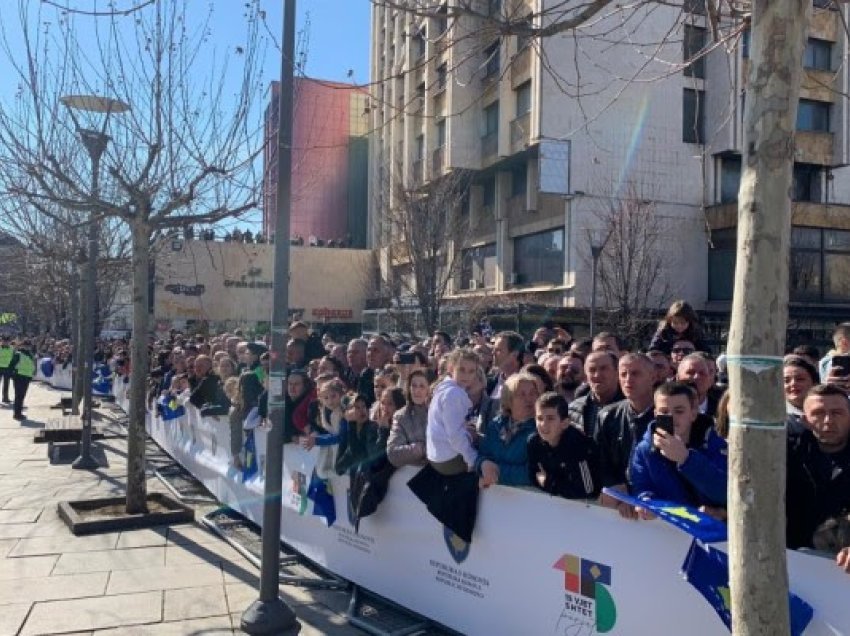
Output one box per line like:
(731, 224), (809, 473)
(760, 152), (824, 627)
(0, 381), (362, 636)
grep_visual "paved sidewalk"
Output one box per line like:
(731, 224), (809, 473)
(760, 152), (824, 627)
(0, 381), (361, 636)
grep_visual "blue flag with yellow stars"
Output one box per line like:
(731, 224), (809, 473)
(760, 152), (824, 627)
(682, 539), (813, 634)
(602, 488), (727, 543)
(242, 430), (259, 481)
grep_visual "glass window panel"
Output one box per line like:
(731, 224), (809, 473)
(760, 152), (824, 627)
(708, 250), (735, 301)
(513, 229), (564, 286)
(684, 25), (706, 78)
(790, 250), (822, 301)
(824, 253), (850, 301)
(825, 229), (850, 251)
(797, 99), (830, 132)
(720, 155), (741, 203)
(804, 38), (831, 71)
(791, 227), (821, 249)
(516, 81), (532, 116)
(683, 89), (705, 143)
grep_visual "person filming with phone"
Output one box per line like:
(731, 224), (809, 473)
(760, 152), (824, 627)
(629, 382), (728, 517)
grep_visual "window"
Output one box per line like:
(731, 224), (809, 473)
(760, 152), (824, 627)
(682, 88), (705, 143)
(436, 63), (448, 90)
(684, 0), (706, 15)
(792, 163), (823, 202)
(481, 176), (496, 207)
(436, 119), (446, 148)
(719, 154), (741, 203)
(683, 25), (707, 79)
(511, 164), (527, 198)
(460, 243), (497, 289)
(483, 40), (500, 79)
(804, 38), (832, 71)
(482, 101), (499, 136)
(707, 229), (736, 301)
(434, 3), (448, 35)
(710, 226), (850, 303)
(515, 81), (532, 116)
(797, 99), (830, 132)
(487, 0), (501, 17)
(415, 135), (424, 160)
(513, 229), (565, 286)
(413, 27), (427, 59)
(742, 29), (750, 59)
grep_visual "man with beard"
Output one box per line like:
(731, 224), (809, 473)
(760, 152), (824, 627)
(555, 353), (584, 403)
(568, 351), (623, 438)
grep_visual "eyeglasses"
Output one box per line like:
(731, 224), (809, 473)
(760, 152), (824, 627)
(671, 347), (695, 355)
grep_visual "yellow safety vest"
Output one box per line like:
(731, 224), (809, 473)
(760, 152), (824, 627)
(0, 346), (12, 369)
(15, 352), (35, 378)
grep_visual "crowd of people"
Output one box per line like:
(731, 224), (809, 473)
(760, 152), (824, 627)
(23, 301), (850, 573)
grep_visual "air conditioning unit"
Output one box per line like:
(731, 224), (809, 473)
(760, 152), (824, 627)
(469, 280), (480, 290)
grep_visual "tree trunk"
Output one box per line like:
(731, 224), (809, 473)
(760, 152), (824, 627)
(728, 1), (808, 633)
(126, 220), (151, 514)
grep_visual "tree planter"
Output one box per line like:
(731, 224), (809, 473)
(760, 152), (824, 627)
(57, 493), (193, 535)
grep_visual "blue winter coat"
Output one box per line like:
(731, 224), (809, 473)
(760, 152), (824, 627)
(475, 414), (536, 487)
(629, 420), (727, 507)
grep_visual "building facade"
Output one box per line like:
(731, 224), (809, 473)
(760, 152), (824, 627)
(366, 0), (850, 343)
(263, 78), (370, 248)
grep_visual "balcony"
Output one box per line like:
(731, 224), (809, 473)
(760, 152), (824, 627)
(706, 200), (850, 231)
(795, 131), (833, 166)
(432, 146), (445, 175)
(510, 113), (531, 153)
(511, 46), (532, 87)
(481, 132), (498, 159)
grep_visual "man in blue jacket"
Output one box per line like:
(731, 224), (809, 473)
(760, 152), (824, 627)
(629, 382), (727, 512)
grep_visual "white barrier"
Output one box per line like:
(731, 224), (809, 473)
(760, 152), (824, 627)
(117, 392), (849, 636)
(35, 363), (73, 390)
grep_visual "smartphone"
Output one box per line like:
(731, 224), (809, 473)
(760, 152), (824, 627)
(832, 355), (850, 377)
(651, 414), (675, 453)
(652, 414), (675, 436)
(396, 352), (416, 365)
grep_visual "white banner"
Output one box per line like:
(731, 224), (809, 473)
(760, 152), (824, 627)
(127, 398), (850, 635)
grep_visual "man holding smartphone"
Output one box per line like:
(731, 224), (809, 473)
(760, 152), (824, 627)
(819, 323), (850, 386)
(628, 382), (728, 513)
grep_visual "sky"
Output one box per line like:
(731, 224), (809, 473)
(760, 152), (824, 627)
(0, 1), (372, 103)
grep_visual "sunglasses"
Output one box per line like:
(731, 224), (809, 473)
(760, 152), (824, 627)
(671, 347), (694, 355)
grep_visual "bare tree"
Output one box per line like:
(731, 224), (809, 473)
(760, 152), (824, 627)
(378, 166), (473, 334)
(592, 185), (677, 347)
(0, 0), (267, 513)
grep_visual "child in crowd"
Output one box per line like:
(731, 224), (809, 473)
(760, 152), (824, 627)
(335, 392), (387, 475)
(224, 376), (244, 469)
(649, 300), (708, 355)
(426, 349), (480, 475)
(301, 378), (347, 479)
(527, 392), (601, 499)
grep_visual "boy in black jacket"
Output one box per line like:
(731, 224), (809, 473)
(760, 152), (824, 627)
(527, 392), (601, 499)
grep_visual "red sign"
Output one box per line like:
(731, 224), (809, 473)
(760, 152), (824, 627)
(311, 307), (353, 320)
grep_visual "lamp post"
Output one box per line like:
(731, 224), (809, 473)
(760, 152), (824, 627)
(586, 227), (613, 337)
(240, 1), (299, 634)
(60, 94), (130, 470)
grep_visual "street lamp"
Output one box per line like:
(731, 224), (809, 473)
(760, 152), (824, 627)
(586, 227), (613, 337)
(240, 1), (299, 634)
(60, 94), (130, 470)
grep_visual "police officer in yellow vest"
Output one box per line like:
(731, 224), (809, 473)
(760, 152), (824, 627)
(0, 334), (14, 404)
(10, 339), (35, 421)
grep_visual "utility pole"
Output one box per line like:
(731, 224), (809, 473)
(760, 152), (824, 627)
(240, 1), (299, 633)
(726, 1), (808, 633)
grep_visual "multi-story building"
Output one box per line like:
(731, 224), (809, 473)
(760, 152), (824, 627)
(366, 0), (850, 343)
(263, 78), (370, 248)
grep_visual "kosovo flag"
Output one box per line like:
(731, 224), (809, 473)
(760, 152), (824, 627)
(242, 430), (259, 481)
(602, 488), (727, 543)
(307, 470), (336, 527)
(682, 540), (813, 634)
